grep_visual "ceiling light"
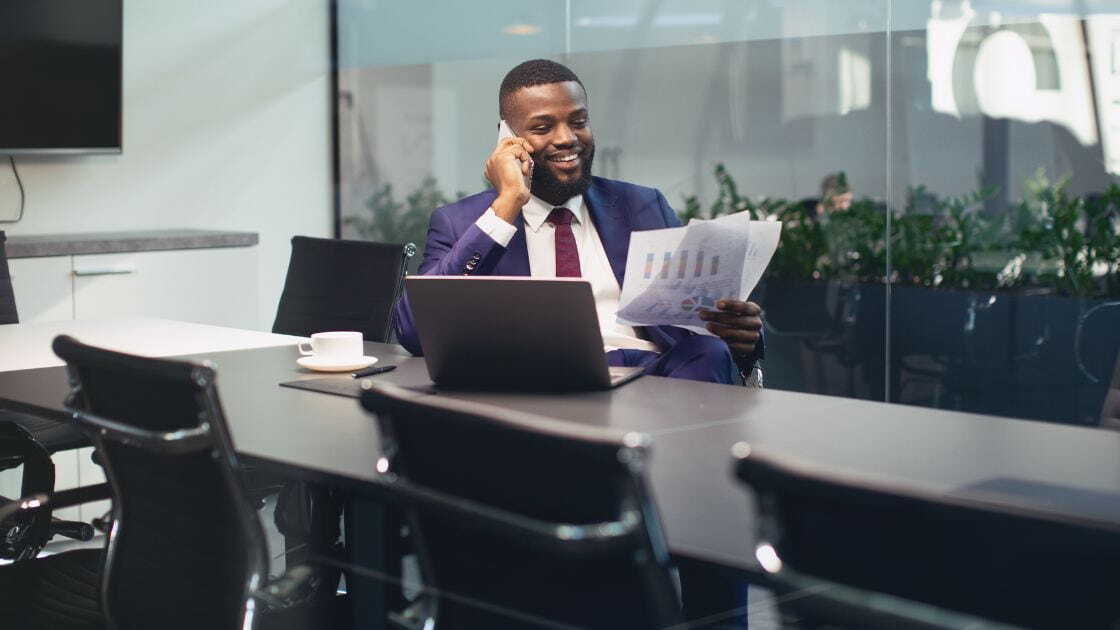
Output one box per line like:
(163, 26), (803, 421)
(503, 23), (541, 36)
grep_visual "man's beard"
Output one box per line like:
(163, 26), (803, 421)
(530, 148), (595, 204)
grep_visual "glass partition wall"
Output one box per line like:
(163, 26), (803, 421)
(887, 2), (1120, 425)
(337, 0), (1120, 427)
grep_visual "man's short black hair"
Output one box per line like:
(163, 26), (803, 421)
(499, 59), (585, 118)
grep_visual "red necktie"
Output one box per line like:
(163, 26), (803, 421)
(547, 207), (581, 277)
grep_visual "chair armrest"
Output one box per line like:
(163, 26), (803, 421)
(759, 561), (1022, 630)
(375, 474), (643, 557)
(68, 408), (212, 454)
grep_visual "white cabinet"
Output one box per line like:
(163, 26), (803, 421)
(8, 256), (73, 322)
(6, 243), (260, 531)
(11, 246), (259, 328)
(72, 248), (258, 328)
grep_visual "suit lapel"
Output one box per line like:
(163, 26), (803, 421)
(585, 179), (628, 287)
(586, 179), (680, 350)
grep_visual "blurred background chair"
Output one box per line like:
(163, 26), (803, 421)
(0, 494), (104, 630)
(360, 381), (682, 629)
(271, 236), (414, 343)
(53, 335), (350, 630)
(734, 445), (1120, 629)
(760, 280), (874, 398)
(0, 421), (101, 561)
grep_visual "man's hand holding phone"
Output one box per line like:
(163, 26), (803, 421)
(485, 120), (535, 223)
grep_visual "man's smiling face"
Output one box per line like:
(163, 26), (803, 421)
(503, 80), (595, 205)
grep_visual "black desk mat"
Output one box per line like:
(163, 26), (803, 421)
(279, 376), (367, 399)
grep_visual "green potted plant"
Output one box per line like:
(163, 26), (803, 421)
(679, 162), (1120, 423)
(343, 176), (465, 272)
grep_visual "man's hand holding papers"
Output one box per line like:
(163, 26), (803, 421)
(616, 211), (780, 357)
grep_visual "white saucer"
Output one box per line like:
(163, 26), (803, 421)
(296, 355), (378, 373)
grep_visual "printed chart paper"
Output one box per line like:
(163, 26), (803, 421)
(617, 212), (781, 331)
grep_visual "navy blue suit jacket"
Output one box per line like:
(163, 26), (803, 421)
(392, 176), (763, 367)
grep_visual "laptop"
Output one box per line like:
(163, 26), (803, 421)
(405, 276), (645, 390)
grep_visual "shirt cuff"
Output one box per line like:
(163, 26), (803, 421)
(475, 208), (517, 247)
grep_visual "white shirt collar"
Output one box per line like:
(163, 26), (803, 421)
(522, 194), (584, 233)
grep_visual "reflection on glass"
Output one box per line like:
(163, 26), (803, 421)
(893, 2), (1120, 425)
(337, 1), (1120, 426)
(928, 6), (1096, 145)
(1086, 15), (1120, 175)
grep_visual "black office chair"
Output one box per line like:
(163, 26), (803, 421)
(52, 335), (349, 630)
(0, 421), (102, 560)
(0, 407), (95, 544)
(0, 494), (104, 630)
(270, 236), (415, 610)
(733, 445), (1120, 629)
(0, 415), (106, 551)
(272, 236), (414, 343)
(0, 424), (106, 630)
(359, 381), (682, 629)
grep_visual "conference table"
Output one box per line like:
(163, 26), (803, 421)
(3, 318), (1120, 627)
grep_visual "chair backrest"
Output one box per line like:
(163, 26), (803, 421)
(0, 231), (18, 325)
(272, 236), (410, 342)
(52, 335), (267, 630)
(360, 382), (682, 629)
(734, 446), (1120, 629)
(1102, 351), (1120, 428)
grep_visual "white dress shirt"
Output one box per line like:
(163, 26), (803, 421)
(475, 195), (659, 352)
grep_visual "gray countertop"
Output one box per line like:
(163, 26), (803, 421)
(5, 229), (259, 258)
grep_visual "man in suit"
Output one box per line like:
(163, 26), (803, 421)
(394, 59), (764, 385)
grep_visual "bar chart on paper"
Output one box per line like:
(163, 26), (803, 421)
(618, 214), (781, 327)
(642, 251), (722, 280)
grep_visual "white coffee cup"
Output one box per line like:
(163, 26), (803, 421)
(298, 331), (364, 362)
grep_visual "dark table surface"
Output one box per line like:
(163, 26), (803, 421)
(4, 340), (1120, 573)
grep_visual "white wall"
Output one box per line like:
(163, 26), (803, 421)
(0, 0), (333, 330)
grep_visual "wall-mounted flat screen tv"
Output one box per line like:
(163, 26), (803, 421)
(0, 0), (122, 154)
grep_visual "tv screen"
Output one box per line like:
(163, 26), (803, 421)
(0, 0), (122, 154)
